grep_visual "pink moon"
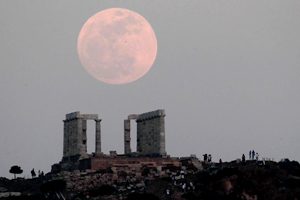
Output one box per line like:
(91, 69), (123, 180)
(77, 8), (157, 84)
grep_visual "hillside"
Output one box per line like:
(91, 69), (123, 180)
(1, 159), (300, 199)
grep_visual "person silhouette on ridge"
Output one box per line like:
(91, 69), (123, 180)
(31, 168), (36, 178)
(203, 154), (208, 162)
(208, 154), (212, 162)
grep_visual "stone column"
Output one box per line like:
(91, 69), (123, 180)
(73, 118), (77, 156)
(124, 119), (131, 154)
(76, 116), (86, 157)
(63, 120), (68, 158)
(82, 119), (87, 154)
(95, 119), (102, 156)
(159, 114), (166, 156)
(69, 119), (75, 156)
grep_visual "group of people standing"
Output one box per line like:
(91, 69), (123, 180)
(249, 150), (259, 161)
(31, 168), (44, 178)
(203, 154), (212, 162)
(239, 150), (261, 166)
(203, 150), (261, 169)
(240, 150), (260, 165)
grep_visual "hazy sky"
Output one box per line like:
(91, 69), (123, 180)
(1, 1), (300, 179)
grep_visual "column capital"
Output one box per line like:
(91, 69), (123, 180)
(95, 119), (102, 122)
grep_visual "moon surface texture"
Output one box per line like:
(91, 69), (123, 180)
(77, 8), (157, 84)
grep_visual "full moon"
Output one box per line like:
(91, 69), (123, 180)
(77, 8), (157, 84)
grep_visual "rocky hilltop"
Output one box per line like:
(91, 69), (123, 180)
(1, 158), (300, 200)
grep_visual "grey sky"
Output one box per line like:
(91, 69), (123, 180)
(1, 1), (299, 178)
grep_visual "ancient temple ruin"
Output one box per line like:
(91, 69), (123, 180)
(52, 109), (176, 173)
(51, 109), (203, 193)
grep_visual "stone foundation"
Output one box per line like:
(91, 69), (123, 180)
(51, 155), (202, 192)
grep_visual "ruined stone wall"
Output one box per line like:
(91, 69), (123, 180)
(90, 156), (181, 171)
(136, 110), (166, 155)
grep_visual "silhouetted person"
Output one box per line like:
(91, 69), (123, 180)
(242, 154), (245, 165)
(31, 168), (36, 178)
(208, 154), (212, 162)
(203, 154), (207, 162)
(219, 159), (223, 169)
(252, 150), (255, 160)
(249, 151), (251, 160)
